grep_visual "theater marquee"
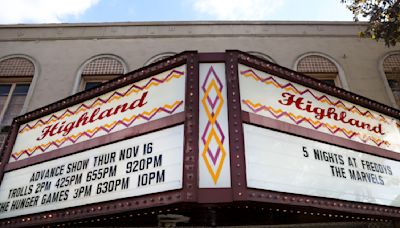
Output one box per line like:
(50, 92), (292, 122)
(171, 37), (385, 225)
(0, 51), (400, 226)
(0, 126), (183, 219)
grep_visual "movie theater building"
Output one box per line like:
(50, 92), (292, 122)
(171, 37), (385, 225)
(0, 22), (399, 227)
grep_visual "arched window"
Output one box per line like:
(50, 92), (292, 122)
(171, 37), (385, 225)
(0, 57), (34, 126)
(79, 55), (126, 91)
(144, 52), (176, 66)
(296, 54), (341, 87)
(383, 53), (400, 107)
(247, 51), (275, 63)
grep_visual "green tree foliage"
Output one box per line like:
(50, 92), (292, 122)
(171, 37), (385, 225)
(342, 0), (400, 46)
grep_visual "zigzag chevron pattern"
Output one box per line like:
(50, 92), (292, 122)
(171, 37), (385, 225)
(242, 99), (389, 148)
(18, 70), (184, 134)
(201, 66), (227, 184)
(12, 100), (184, 160)
(240, 69), (389, 124)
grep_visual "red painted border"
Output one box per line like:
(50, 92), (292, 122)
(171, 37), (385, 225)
(225, 51), (248, 201)
(246, 189), (400, 218)
(181, 52), (199, 202)
(1, 190), (184, 227)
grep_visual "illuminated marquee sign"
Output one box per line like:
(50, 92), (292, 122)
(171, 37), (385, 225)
(10, 65), (186, 162)
(0, 125), (183, 219)
(1, 51), (400, 226)
(244, 124), (400, 207)
(239, 64), (400, 152)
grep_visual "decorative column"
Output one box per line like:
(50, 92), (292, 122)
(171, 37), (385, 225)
(198, 63), (231, 188)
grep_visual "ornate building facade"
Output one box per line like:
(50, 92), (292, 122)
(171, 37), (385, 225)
(0, 21), (399, 227)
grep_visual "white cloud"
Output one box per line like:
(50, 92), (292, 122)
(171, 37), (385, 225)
(192, 0), (284, 20)
(0, 0), (99, 24)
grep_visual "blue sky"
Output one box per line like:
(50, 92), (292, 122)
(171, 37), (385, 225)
(0, 0), (358, 24)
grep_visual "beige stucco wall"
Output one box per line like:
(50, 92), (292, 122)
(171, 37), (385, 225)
(0, 21), (399, 112)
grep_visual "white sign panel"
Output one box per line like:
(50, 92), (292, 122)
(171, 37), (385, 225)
(198, 63), (231, 188)
(244, 124), (400, 207)
(239, 64), (400, 152)
(0, 125), (184, 219)
(11, 66), (186, 162)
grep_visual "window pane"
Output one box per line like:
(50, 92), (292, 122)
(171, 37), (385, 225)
(321, 79), (336, 86)
(84, 82), (102, 90)
(0, 85), (11, 117)
(388, 79), (400, 88)
(13, 84), (30, 95)
(2, 84), (30, 125)
(297, 55), (340, 87)
(0, 85), (11, 96)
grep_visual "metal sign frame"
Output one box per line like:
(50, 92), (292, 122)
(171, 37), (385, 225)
(235, 50), (400, 218)
(0, 50), (399, 226)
